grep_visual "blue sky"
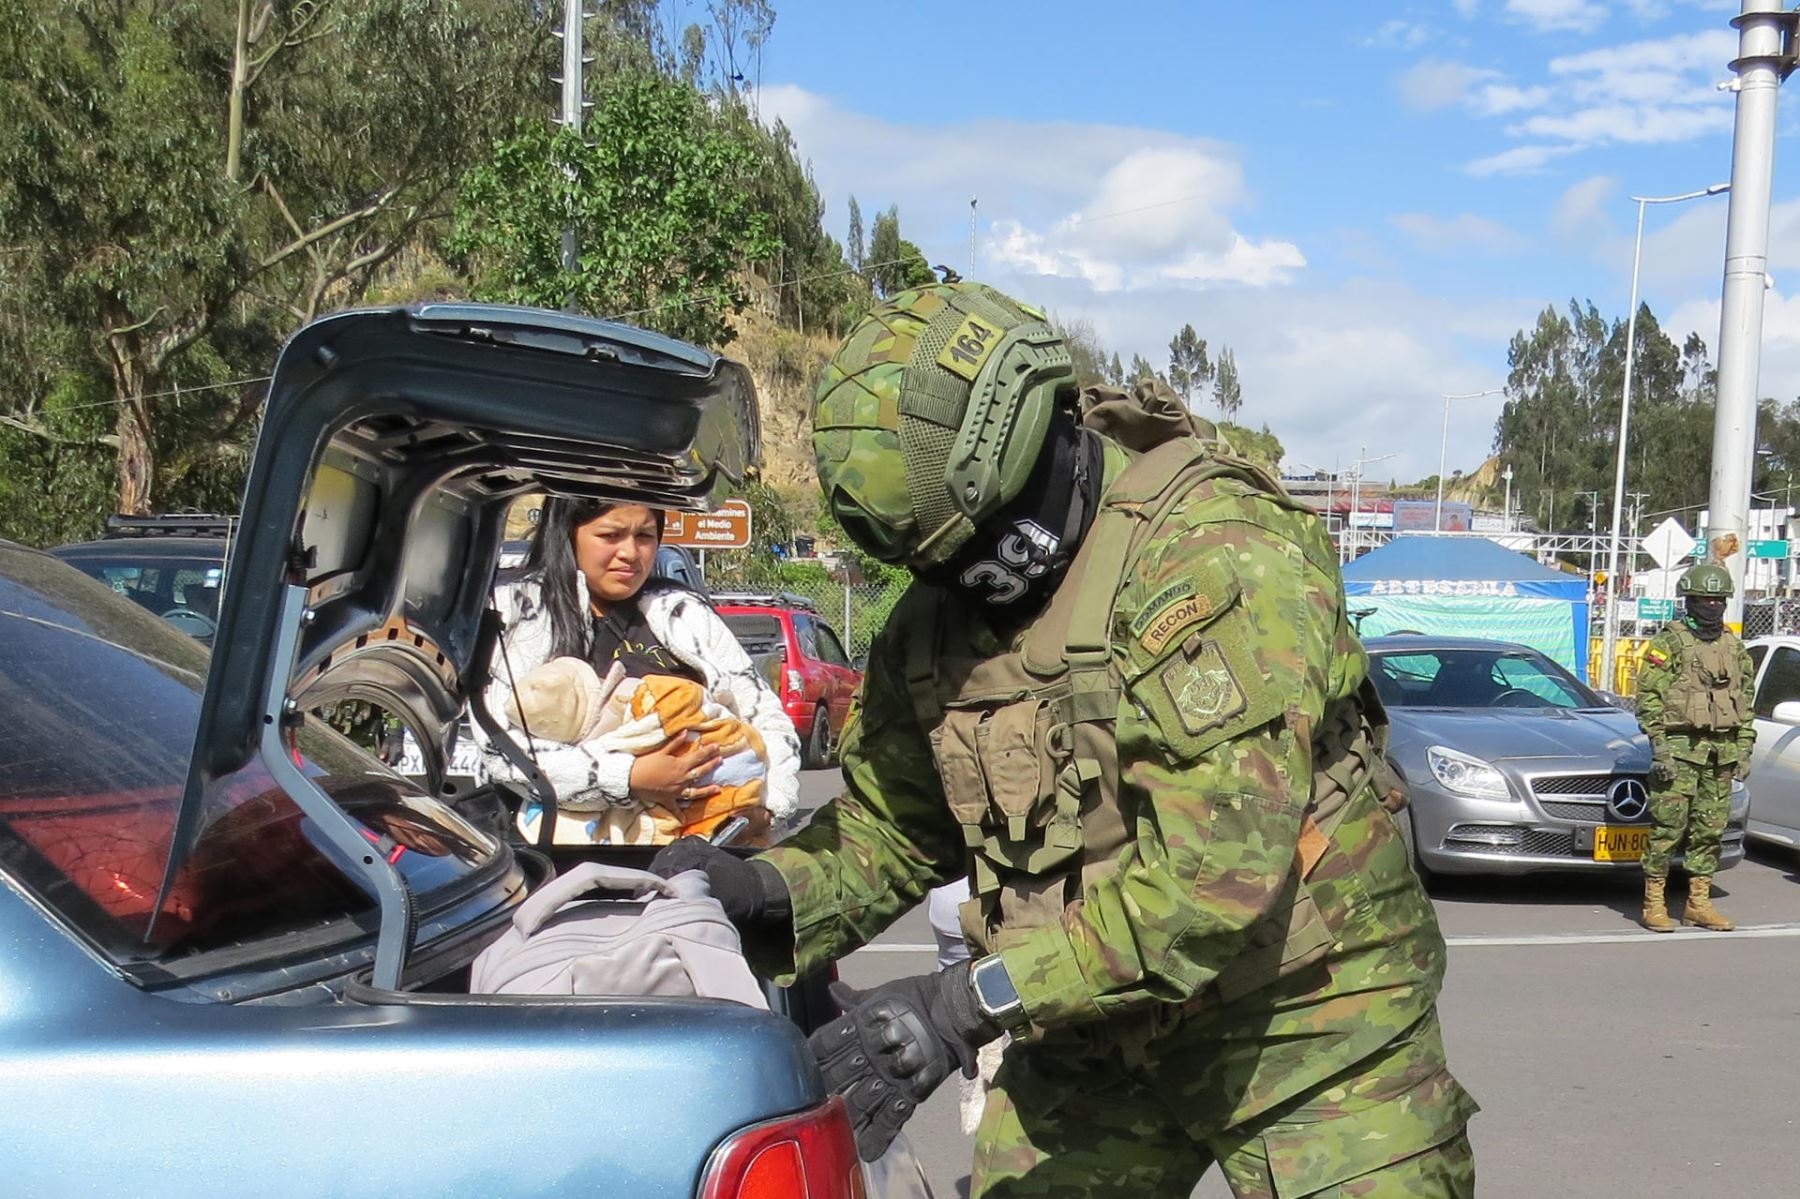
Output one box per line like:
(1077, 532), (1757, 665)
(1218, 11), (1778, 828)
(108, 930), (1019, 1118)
(750, 0), (1800, 487)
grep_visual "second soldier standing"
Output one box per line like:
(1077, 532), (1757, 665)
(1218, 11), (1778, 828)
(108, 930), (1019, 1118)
(1634, 562), (1753, 932)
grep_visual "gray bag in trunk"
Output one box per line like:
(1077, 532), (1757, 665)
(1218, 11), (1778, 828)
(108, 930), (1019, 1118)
(470, 862), (768, 1008)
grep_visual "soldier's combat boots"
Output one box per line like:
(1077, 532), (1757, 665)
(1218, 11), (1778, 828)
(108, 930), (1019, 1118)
(1640, 876), (1678, 933)
(1683, 875), (1735, 931)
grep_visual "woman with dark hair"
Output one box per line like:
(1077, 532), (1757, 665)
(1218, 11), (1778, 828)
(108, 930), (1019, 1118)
(480, 496), (800, 838)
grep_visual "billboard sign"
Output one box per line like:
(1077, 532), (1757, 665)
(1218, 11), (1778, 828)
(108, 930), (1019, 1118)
(1393, 500), (1471, 532)
(662, 499), (753, 550)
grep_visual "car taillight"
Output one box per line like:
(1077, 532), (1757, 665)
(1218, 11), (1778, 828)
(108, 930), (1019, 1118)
(785, 669), (803, 696)
(697, 1096), (865, 1199)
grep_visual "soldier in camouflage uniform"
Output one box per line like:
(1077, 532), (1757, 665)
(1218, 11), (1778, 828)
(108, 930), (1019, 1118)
(655, 283), (1476, 1197)
(1633, 563), (1753, 933)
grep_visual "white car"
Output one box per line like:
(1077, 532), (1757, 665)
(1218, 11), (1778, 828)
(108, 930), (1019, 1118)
(1741, 635), (1800, 850)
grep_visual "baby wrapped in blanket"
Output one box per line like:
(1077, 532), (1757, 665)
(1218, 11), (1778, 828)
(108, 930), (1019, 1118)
(503, 656), (769, 845)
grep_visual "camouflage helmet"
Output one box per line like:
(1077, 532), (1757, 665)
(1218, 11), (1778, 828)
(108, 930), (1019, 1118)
(1677, 563), (1734, 598)
(811, 282), (1075, 568)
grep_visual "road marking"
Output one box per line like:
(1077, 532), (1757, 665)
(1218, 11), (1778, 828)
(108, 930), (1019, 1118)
(853, 923), (1800, 956)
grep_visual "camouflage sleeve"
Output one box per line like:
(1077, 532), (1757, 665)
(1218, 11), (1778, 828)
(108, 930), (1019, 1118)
(997, 488), (1332, 1029)
(1634, 630), (1679, 753)
(751, 597), (965, 981)
(1738, 638), (1758, 755)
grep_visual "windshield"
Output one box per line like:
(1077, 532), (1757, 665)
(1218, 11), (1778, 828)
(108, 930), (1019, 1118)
(57, 548), (225, 643)
(0, 544), (499, 967)
(1370, 647), (1600, 711)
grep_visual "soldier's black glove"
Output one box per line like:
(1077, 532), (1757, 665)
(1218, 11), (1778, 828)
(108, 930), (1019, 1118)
(809, 962), (1001, 1162)
(649, 836), (791, 933)
(1650, 753), (1675, 784)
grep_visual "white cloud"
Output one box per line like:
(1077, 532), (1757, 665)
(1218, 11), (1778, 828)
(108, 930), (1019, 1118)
(1440, 29), (1737, 174)
(1512, 103), (1733, 145)
(1453, 0), (1481, 16)
(1465, 143), (1581, 177)
(1391, 212), (1523, 253)
(1366, 19), (1434, 49)
(1473, 83), (1552, 115)
(1397, 59), (1501, 110)
(1552, 175), (1617, 237)
(1665, 289), (1800, 405)
(985, 273), (1521, 482)
(1505, 0), (1605, 33)
(758, 85), (1304, 294)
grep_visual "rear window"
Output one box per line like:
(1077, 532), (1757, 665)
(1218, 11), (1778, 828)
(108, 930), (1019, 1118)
(0, 547), (497, 967)
(722, 613), (785, 656)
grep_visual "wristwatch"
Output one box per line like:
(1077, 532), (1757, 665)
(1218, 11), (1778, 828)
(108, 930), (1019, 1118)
(968, 954), (1027, 1030)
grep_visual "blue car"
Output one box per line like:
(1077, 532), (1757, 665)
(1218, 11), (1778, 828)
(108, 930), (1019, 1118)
(0, 305), (916, 1198)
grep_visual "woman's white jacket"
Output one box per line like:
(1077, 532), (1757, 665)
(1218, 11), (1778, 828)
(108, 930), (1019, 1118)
(478, 576), (801, 820)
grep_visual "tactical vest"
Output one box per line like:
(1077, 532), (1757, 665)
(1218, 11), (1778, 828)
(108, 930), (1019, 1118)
(903, 437), (1400, 1003)
(1661, 622), (1748, 733)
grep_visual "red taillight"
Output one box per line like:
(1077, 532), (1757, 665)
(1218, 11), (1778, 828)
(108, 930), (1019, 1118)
(698, 1095), (865, 1199)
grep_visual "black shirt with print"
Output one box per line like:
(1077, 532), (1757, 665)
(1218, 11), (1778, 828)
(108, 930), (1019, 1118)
(587, 590), (704, 684)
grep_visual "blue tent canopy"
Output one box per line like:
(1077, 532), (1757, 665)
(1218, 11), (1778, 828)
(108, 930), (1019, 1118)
(1344, 537), (1590, 677)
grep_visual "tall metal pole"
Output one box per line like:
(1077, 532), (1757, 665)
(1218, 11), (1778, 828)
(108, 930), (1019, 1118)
(557, 0), (589, 305)
(1602, 185), (1729, 688)
(1351, 446), (1364, 560)
(1710, 0), (1796, 628)
(970, 197), (978, 276)
(1437, 390), (1503, 530)
(1503, 466), (1514, 534)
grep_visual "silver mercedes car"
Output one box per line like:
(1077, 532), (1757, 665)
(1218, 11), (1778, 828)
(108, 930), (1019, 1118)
(1367, 636), (1749, 878)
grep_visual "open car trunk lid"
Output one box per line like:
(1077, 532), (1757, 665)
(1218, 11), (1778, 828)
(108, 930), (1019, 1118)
(172, 303), (761, 988)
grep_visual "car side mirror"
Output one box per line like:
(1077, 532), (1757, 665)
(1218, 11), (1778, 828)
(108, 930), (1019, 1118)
(1771, 700), (1800, 725)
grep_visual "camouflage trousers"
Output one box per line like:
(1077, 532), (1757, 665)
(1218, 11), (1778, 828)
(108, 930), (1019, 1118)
(969, 1012), (1476, 1198)
(1644, 747), (1733, 878)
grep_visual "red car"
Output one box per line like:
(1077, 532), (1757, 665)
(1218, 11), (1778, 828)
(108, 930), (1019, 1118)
(714, 592), (861, 768)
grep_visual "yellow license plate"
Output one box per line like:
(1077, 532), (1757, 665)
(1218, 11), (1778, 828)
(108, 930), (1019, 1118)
(1594, 825), (1650, 862)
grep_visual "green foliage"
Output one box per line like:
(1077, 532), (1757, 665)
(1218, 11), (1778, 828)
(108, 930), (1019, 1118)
(0, 0), (549, 518)
(452, 73), (775, 348)
(1212, 347), (1242, 420)
(1128, 353), (1161, 385)
(866, 206), (936, 297)
(1217, 421), (1282, 472)
(1493, 300), (1717, 531)
(1167, 324), (1211, 406)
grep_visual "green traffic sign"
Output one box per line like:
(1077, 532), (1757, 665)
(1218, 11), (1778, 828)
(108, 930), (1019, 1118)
(1749, 540), (1790, 559)
(1638, 599), (1674, 621)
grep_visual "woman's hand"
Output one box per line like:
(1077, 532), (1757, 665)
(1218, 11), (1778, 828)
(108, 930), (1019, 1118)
(630, 733), (724, 808)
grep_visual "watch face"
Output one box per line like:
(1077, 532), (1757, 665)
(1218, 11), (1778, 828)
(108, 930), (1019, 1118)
(973, 957), (1021, 1014)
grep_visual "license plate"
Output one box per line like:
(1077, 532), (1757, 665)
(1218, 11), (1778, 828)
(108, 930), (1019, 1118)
(1594, 825), (1649, 862)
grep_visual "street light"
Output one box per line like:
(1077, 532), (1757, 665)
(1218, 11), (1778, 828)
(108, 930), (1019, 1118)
(1438, 390), (1504, 530)
(1600, 182), (1732, 691)
(1502, 465), (1515, 534)
(1348, 446), (1397, 561)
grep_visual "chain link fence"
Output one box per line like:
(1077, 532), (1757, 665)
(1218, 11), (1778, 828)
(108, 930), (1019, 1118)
(702, 555), (908, 663)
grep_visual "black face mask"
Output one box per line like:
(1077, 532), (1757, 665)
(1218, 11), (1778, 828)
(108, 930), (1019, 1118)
(1687, 596), (1726, 641)
(921, 418), (1103, 616)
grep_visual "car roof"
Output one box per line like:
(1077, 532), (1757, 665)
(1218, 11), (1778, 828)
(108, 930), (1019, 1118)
(50, 537), (227, 560)
(1364, 635), (1541, 655)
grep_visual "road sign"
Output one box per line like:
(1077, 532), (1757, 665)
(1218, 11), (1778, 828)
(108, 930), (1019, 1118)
(1750, 539), (1789, 559)
(662, 499), (753, 550)
(1641, 518), (1698, 570)
(1638, 598), (1675, 621)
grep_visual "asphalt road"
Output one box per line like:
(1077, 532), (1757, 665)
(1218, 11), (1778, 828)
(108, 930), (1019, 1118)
(795, 767), (1800, 1199)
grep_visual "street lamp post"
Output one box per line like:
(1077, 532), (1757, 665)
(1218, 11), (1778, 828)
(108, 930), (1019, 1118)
(1502, 465), (1515, 534)
(1437, 390), (1504, 530)
(1347, 447), (1396, 560)
(1600, 183), (1732, 691)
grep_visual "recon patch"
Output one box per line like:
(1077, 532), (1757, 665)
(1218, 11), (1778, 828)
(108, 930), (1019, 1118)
(935, 312), (1004, 381)
(1158, 640), (1246, 736)
(1135, 587), (1217, 657)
